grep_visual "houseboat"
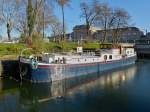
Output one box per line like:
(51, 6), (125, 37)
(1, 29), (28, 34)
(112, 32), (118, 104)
(19, 43), (137, 83)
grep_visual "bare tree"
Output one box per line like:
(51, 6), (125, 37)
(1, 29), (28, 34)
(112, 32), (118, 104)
(94, 3), (114, 43)
(17, 0), (54, 39)
(35, 0), (54, 37)
(0, 0), (21, 40)
(15, 1), (28, 37)
(112, 8), (130, 44)
(56, 0), (70, 41)
(93, 3), (130, 44)
(26, 0), (43, 37)
(80, 0), (101, 41)
(14, 0), (54, 39)
(50, 18), (63, 42)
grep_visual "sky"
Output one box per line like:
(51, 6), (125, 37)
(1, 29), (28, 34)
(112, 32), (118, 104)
(54, 0), (150, 34)
(1, 0), (150, 38)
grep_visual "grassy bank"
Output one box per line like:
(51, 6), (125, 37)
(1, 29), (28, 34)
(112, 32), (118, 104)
(0, 41), (100, 60)
(0, 43), (25, 60)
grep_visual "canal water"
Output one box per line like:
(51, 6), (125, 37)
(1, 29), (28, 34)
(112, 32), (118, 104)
(0, 60), (150, 112)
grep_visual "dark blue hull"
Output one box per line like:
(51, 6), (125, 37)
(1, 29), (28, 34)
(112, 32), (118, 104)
(20, 56), (136, 83)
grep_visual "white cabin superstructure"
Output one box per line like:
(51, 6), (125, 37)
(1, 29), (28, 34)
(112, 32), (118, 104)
(41, 44), (136, 65)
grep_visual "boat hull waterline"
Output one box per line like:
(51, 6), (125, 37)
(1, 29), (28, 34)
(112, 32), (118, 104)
(20, 56), (136, 83)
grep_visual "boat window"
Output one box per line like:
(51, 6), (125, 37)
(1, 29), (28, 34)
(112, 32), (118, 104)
(104, 55), (107, 60)
(109, 55), (112, 59)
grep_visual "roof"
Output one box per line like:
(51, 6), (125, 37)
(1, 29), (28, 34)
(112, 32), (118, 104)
(73, 25), (101, 31)
(96, 27), (142, 33)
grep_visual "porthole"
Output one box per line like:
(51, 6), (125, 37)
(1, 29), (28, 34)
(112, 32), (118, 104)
(104, 55), (107, 60)
(109, 55), (112, 59)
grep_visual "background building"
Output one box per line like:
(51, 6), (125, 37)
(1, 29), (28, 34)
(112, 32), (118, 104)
(72, 25), (101, 41)
(146, 32), (150, 38)
(71, 25), (143, 43)
(93, 27), (143, 43)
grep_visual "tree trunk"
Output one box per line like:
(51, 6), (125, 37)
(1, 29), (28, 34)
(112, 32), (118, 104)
(43, 10), (45, 38)
(42, 0), (45, 38)
(7, 23), (11, 41)
(84, 7), (90, 41)
(86, 22), (90, 41)
(102, 30), (107, 44)
(102, 20), (107, 43)
(61, 5), (65, 41)
(27, 0), (35, 37)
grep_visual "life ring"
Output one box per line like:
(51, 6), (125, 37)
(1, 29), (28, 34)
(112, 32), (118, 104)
(30, 58), (38, 69)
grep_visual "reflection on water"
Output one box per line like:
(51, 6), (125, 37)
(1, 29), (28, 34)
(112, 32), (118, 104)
(0, 63), (149, 112)
(99, 66), (136, 88)
(0, 79), (20, 112)
(64, 65), (137, 96)
(49, 65), (137, 98)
